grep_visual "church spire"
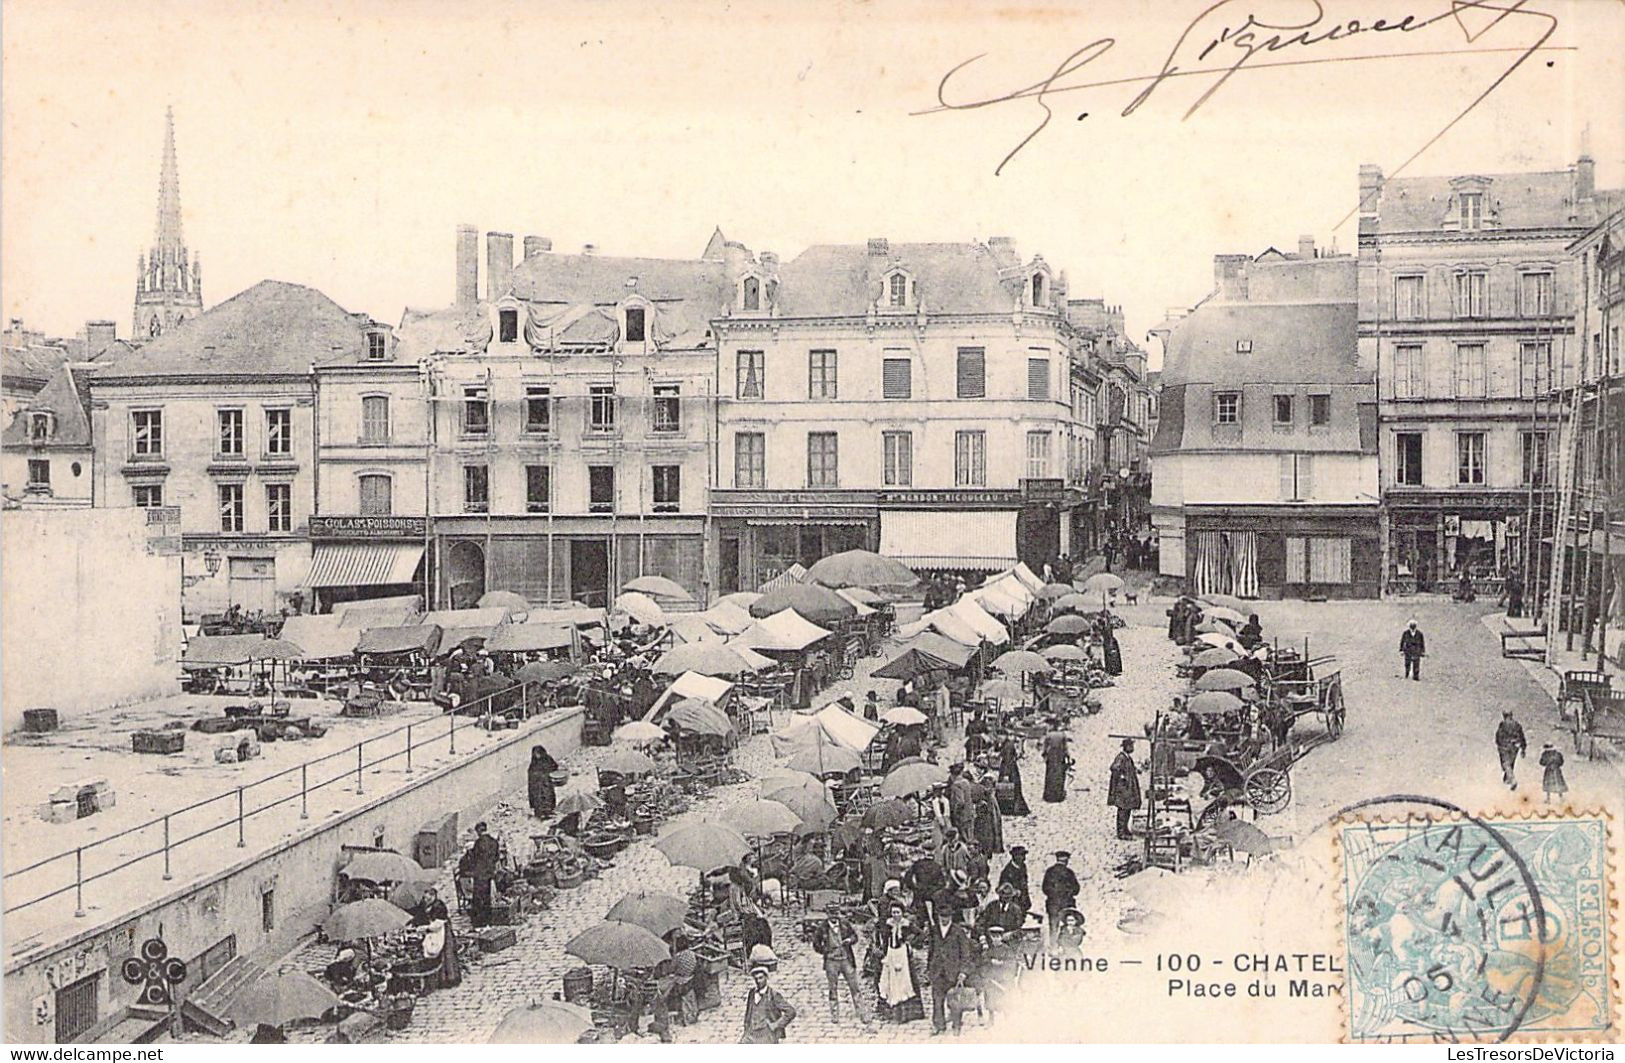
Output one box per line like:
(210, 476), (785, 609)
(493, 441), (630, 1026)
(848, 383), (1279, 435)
(154, 106), (184, 252)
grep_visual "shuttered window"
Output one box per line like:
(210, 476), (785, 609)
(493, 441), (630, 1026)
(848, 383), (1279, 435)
(882, 358), (912, 399)
(1285, 536), (1306, 582)
(882, 431), (912, 486)
(1027, 357), (1050, 400)
(956, 347), (986, 398)
(1308, 537), (1352, 583)
(1278, 454), (1313, 501)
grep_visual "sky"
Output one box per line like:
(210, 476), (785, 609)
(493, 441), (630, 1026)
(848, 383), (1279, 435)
(3, 0), (1622, 363)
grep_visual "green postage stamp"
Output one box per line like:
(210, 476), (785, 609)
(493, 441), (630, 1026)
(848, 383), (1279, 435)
(1338, 810), (1615, 1043)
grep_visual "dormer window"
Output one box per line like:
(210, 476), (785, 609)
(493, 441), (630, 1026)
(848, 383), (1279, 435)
(498, 308), (519, 343)
(624, 306), (646, 343)
(880, 268), (915, 310)
(742, 276), (761, 312)
(28, 412), (52, 441)
(1460, 192), (1484, 231)
(1032, 273), (1047, 306)
(365, 332), (388, 361)
(889, 273), (907, 308)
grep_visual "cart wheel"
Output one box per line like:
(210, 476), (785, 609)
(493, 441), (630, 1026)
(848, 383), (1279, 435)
(1327, 705), (1345, 738)
(1244, 768), (1291, 815)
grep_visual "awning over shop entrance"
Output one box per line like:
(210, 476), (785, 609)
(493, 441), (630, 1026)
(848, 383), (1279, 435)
(879, 510), (1018, 571)
(305, 543), (424, 588)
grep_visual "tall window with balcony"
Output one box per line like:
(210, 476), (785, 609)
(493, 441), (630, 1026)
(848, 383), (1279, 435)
(1027, 356), (1050, 400)
(1393, 345), (1423, 398)
(266, 484), (291, 532)
(1457, 433), (1485, 485)
(526, 465), (551, 513)
(806, 432), (838, 487)
(463, 464), (489, 513)
(1454, 344), (1486, 398)
(882, 356), (912, 400)
(882, 431), (912, 487)
(358, 474), (392, 516)
(652, 384), (681, 433)
(1026, 430), (1052, 478)
(956, 348), (986, 399)
(1520, 271), (1554, 317)
(1519, 341), (1552, 397)
(588, 466), (615, 513)
(265, 408), (292, 456)
(808, 350), (837, 400)
(132, 409), (163, 457)
(1394, 275), (1425, 319)
(736, 350), (764, 400)
(133, 484), (163, 508)
(735, 432), (765, 488)
(955, 430), (986, 486)
(1521, 431), (1549, 486)
(1454, 271), (1487, 318)
(361, 395), (391, 443)
(219, 484), (244, 532)
(652, 465), (681, 512)
(218, 409), (244, 457)
(589, 385), (616, 433)
(525, 385), (552, 435)
(462, 387), (489, 437)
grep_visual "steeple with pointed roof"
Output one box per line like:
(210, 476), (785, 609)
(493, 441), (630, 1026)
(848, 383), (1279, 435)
(133, 107), (203, 341)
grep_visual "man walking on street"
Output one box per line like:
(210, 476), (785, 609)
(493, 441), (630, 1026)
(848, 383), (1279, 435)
(925, 906), (974, 1035)
(740, 965), (797, 1043)
(998, 846), (1031, 912)
(1399, 619), (1426, 680)
(1107, 739), (1142, 840)
(813, 913), (868, 1024)
(1495, 709), (1527, 790)
(1041, 851), (1080, 944)
(458, 822), (501, 928)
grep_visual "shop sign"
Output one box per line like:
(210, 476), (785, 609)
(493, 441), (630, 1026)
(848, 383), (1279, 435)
(878, 489), (1022, 509)
(308, 515), (428, 539)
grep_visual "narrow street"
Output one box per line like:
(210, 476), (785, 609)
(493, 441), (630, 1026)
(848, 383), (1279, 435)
(266, 591), (1616, 1044)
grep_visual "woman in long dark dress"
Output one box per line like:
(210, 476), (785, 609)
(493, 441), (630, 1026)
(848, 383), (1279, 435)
(1042, 723), (1070, 803)
(527, 745), (559, 818)
(1099, 621), (1123, 677)
(1000, 738), (1031, 816)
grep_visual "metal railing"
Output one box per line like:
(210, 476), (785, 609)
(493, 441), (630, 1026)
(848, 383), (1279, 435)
(3, 686), (530, 921)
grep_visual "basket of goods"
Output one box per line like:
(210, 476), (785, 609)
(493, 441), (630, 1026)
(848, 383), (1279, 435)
(631, 806), (657, 835)
(550, 770), (570, 787)
(555, 860), (587, 889)
(562, 966), (594, 1003)
(581, 831), (624, 860)
(381, 993), (416, 1030)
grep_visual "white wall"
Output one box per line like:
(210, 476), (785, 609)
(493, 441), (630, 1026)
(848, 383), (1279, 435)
(1, 508), (181, 731)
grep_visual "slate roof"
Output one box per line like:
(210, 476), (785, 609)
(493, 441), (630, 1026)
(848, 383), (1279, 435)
(0, 363), (97, 448)
(1374, 168), (1612, 233)
(774, 242), (1021, 317)
(1158, 302), (1366, 388)
(98, 280), (371, 379)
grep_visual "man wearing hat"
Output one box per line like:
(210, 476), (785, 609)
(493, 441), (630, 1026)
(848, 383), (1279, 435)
(925, 904), (975, 1035)
(740, 964), (797, 1043)
(1494, 709), (1527, 790)
(1041, 851), (1080, 944)
(976, 881), (1029, 937)
(1107, 739), (1143, 841)
(813, 912), (868, 1024)
(458, 822), (502, 928)
(1399, 619), (1426, 680)
(999, 847), (1032, 912)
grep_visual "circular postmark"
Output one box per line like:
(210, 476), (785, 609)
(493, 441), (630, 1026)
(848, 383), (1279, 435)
(1336, 795), (1549, 1043)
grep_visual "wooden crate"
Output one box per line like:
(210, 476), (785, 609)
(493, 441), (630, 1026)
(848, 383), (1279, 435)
(132, 730), (185, 754)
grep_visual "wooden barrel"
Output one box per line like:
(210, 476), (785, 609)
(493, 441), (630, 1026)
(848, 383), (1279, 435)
(562, 966), (593, 1003)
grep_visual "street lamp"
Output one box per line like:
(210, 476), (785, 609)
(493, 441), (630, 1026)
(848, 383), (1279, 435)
(203, 549), (222, 576)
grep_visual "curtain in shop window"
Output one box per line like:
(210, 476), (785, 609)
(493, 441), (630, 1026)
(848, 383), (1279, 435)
(1285, 536), (1307, 584)
(1308, 537), (1352, 584)
(1194, 531), (1227, 596)
(1228, 530), (1259, 598)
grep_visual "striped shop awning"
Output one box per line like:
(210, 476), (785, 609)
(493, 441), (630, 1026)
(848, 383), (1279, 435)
(306, 543), (425, 588)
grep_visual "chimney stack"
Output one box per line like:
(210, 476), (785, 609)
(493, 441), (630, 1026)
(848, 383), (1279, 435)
(1577, 153), (1596, 202)
(761, 251), (779, 272)
(1298, 235), (1316, 259)
(867, 238), (889, 258)
(1358, 164), (1383, 217)
(486, 232), (514, 301)
(1213, 254), (1250, 301)
(456, 225), (479, 309)
(523, 235), (552, 259)
(84, 320), (117, 352)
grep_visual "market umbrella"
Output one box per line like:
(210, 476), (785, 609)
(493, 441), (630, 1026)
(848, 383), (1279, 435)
(1045, 614), (1092, 636)
(341, 849), (434, 884)
(1185, 691), (1245, 716)
(322, 898), (410, 942)
(880, 705), (928, 726)
(653, 642), (763, 678)
(611, 591), (667, 627)
(1052, 592), (1090, 614)
(785, 744), (862, 775)
(566, 921), (670, 970)
(881, 758), (949, 799)
(387, 878), (436, 911)
(477, 590), (531, 616)
(838, 586), (886, 606)
(1202, 593), (1249, 614)
(1194, 668), (1255, 692)
(1041, 643), (1088, 662)
(862, 798), (916, 829)
(600, 748), (658, 775)
(654, 821), (750, 871)
(1214, 817), (1275, 856)
(666, 697), (736, 738)
(748, 582), (857, 625)
(614, 720), (667, 744)
(1195, 619), (1237, 636)
(727, 799), (804, 837)
(517, 660), (579, 685)
(226, 971), (340, 1030)
(872, 648), (953, 682)
(1037, 582), (1075, 600)
(979, 678), (1026, 702)
(1079, 572), (1125, 598)
(622, 575), (696, 603)
(804, 549), (920, 591)
(1205, 605), (1247, 626)
(992, 650), (1052, 676)
(1195, 632), (1244, 653)
(716, 591), (762, 611)
(759, 768), (821, 794)
(555, 790), (605, 818)
(763, 780), (838, 829)
(1192, 647), (1239, 668)
(489, 1001), (595, 1045)
(606, 890), (691, 936)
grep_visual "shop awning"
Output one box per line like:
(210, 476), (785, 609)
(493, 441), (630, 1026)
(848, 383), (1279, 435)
(306, 544), (424, 589)
(278, 615), (362, 660)
(879, 510), (1018, 571)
